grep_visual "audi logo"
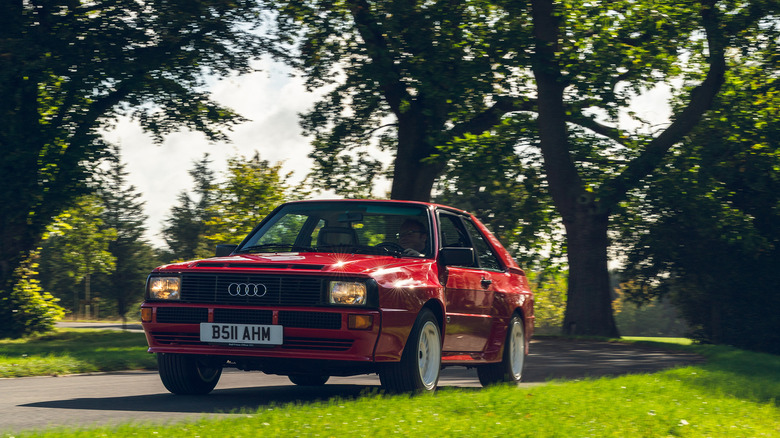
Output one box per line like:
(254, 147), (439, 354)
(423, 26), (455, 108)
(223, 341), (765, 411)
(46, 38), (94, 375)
(227, 282), (268, 297)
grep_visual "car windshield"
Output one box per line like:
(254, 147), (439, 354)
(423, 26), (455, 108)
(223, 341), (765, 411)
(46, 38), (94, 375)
(236, 201), (432, 257)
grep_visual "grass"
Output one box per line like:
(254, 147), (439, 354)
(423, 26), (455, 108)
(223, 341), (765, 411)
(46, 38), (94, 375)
(2, 332), (778, 437)
(0, 329), (156, 378)
(622, 336), (694, 345)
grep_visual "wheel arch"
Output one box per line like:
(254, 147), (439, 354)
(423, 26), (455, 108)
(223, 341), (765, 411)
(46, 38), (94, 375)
(422, 298), (445, 337)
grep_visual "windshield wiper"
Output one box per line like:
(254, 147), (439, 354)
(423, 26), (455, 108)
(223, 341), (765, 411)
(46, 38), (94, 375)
(236, 244), (314, 254)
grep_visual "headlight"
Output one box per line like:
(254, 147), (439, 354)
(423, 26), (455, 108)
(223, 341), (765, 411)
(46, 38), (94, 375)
(148, 277), (181, 300)
(329, 281), (367, 305)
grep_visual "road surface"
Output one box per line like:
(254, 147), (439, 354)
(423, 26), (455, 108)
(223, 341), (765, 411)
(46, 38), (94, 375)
(0, 338), (703, 433)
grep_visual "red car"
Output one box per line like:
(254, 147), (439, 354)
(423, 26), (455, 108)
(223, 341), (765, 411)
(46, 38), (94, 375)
(141, 199), (533, 394)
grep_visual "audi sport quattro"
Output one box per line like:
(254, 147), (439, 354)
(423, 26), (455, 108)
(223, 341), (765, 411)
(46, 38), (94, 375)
(141, 199), (534, 394)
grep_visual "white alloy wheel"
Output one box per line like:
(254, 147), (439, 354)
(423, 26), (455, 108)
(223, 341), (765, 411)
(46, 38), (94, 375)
(417, 319), (442, 390)
(507, 317), (525, 380)
(477, 313), (525, 386)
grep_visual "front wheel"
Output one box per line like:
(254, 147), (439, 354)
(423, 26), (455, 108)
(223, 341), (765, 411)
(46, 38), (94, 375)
(379, 308), (441, 393)
(157, 353), (223, 395)
(477, 314), (525, 387)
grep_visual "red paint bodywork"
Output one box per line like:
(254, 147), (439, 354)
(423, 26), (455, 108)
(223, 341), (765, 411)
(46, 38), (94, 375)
(141, 200), (534, 376)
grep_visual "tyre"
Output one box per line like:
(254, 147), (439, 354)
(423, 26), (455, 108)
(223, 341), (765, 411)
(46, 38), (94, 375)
(157, 353), (223, 395)
(477, 314), (525, 387)
(288, 374), (330, 386)
(379, 308), (441, 393)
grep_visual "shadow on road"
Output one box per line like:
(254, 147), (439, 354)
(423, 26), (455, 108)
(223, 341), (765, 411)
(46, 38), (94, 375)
(23, 384), (380, 414)
(20, 338), (703, 416)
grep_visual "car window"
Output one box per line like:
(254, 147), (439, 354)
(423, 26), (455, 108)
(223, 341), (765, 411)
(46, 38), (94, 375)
(438, 213), (470, 248)
(463, 219), (503, 271)
(238, 201), (432, 257)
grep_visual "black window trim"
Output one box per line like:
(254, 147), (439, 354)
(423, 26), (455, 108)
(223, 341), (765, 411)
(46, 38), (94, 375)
(435, 209), (506, 272)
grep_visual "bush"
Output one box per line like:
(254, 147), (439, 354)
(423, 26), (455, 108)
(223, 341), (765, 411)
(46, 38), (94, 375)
(0, 252), (64, 339)
(527, 270), (567, 334)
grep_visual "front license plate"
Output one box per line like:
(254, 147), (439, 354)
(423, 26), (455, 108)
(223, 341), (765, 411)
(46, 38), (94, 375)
(200, 323), (283, 346)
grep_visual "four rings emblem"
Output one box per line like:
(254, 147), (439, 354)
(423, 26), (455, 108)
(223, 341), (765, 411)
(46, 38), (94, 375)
(227, 282), (268, 297)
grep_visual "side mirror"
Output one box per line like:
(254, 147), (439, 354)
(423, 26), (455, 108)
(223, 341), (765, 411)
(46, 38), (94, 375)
(439, 247), (475, 267)
(215, 244), (238, 257)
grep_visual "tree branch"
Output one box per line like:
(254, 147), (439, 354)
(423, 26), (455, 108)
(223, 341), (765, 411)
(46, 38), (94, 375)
(566, 111), (633, 148)
(444, 96), (536, 141)
(598, 0), (727, 211)
(346, 0), (411, 116)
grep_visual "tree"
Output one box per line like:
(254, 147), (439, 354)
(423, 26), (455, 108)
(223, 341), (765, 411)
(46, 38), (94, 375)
(270, 0), (527, 200)
(161, 155), (218, 261)
(43, 196), (117, 319)
(0, 0), (272, 332)
(205, 153), (292, 245)
(96, 146), (159, 322)
(271, 0), (776, 336)
(433, 120), (561, 271)
(615, 40), (780, 353)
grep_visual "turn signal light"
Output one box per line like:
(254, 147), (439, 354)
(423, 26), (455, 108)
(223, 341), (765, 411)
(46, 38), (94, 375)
(348, 314), (373, 330)
(141, 307), (152, 323)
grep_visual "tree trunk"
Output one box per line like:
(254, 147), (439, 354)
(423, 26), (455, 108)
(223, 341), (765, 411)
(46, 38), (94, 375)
(389, 150), (443, 202)
(84, 273), (91, 320)
(389, 110), (445, 201)
(562, 204), (619, 336)
(531, 0), (619, 337)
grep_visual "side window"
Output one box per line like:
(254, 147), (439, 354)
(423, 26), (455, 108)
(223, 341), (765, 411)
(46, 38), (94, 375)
(463, 219), (503, 271)
(438, 213), (469, 248)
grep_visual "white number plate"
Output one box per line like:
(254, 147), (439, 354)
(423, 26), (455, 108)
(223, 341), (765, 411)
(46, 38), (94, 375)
(200, 323), (283, 346)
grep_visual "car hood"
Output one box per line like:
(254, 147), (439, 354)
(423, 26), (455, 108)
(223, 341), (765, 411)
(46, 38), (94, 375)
(152, 252), (440, 287)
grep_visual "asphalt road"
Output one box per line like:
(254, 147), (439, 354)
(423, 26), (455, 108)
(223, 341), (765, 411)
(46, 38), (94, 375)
(1, 336), (703, 433)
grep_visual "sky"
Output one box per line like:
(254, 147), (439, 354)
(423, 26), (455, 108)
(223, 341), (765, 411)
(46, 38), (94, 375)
(102, 59), (346, 248)
(102, 58), (672, 249)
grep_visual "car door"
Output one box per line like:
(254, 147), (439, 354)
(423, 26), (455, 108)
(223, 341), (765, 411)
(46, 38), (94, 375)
(438, 212), (495, 352)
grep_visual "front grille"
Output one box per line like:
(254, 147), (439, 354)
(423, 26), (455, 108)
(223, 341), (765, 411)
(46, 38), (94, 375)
(151, 332), (202, 345)
(180, 273), (323, 306)
(213, 308), (273, 324)
(156, 307), (208, 324)
(279, 311), (341, 329)
(282, 337), (354, 351)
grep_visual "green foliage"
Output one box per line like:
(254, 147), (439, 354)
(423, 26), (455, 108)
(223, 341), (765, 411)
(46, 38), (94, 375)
(41, 196), (117, 319)
(616, 40), (780, 353)
(525, 270), (567, 334)
(204, 153), (292, 245)
(45, 199), (117, 286)
(160, 153), (293, 260)
(613, 283), (690, 337)
(269, 0), (777, 338)
(93, 146), (160, 319)
(161, 155), (218, 261)
(270, 0), (530, 199)
(0, 329), (155, 377)
(0, 252), (64, 339)
(434, 118), (563, 271)
(0, 0), (271, 309)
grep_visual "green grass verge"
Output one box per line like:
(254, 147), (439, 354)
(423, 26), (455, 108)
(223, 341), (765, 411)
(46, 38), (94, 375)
(3, 333), (778, 437)
(0, 329), (156, 378)
(622, 336), (694, 345)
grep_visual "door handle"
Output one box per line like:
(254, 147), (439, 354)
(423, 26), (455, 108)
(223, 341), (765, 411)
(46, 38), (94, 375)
(480, 277), (493, 288)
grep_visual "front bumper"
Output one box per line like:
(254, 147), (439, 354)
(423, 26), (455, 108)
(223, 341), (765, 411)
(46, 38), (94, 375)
(141, 303), (382, 363)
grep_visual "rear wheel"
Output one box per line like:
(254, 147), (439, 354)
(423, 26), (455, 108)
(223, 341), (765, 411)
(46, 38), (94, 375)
(379, 308), (441, 393)
(288, 374), (330, 386)
(477, 314), (525, 386)
(157, 353), (223, 395)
